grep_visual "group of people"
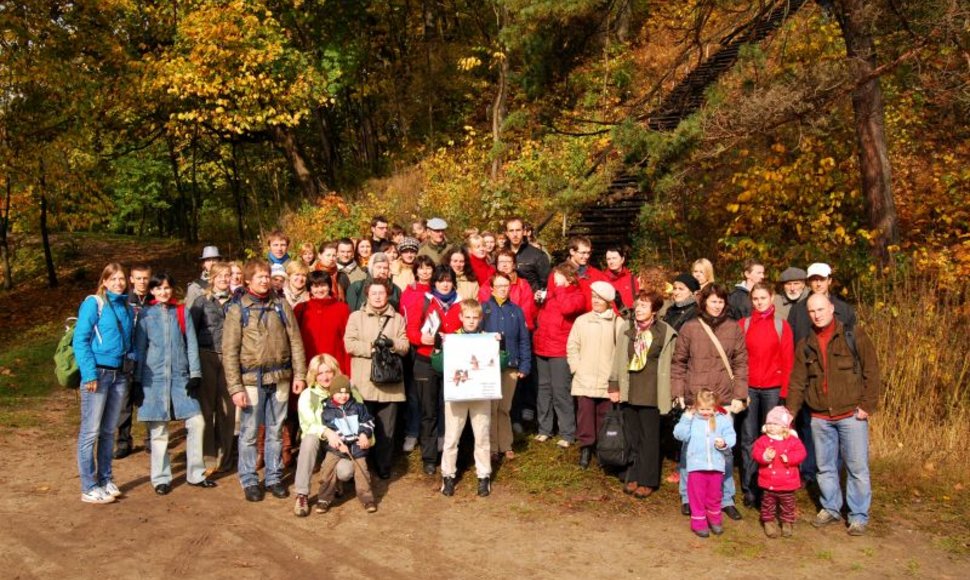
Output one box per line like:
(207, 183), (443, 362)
(72, 214), (880, 539)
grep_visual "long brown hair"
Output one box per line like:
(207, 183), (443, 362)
(95, 263), (126, 298)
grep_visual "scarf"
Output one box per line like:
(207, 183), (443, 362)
(267, 252), (290, 266)
(700, 309), (729, 329)
(629, 319), (655, 372)
(431, 287), (458, 308)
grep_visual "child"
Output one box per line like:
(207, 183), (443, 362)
(673, 389), (736, 538)
(752, 406), (807, 538)
(440, 299), (493, 497)
(319, 375), (377, 513)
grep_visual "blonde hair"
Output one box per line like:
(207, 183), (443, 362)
(285, 260), (310, 277)
(95, 263), (126, 298)
(307, 353), (344, 387)
(459, 298), (483, 317)
(694, 389), (719, 431)
(692, 258), (715, 285)
(204, 262), (231, 297)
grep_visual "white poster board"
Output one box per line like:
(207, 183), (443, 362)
(442, 333), (503, 402)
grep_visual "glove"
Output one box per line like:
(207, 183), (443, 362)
(130, 382), (144, 407)
(186, 377), (202, 398)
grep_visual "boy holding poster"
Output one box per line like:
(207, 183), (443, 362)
(440, 300), (495, 497)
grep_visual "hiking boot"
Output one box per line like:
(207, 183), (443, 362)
(847, 522), (867, 536)
(781, 522), (794, 537)
(403, 436), (418, 452)
(477, 477), (491, 497)
(579, 447), (592, 469)
(812, 509), (842, 528)
(315, 500), (330, 514)
(441, 476), (456, 497)
(113, 446), (131, 460)
(681, 503), (691, 516)
(294, 494), (309, 517)
(244, 485), (264, 502)
(723, 505), (743, 521)
(423, 463), (437, 476)
(81, 487), (115, 504)
(763, 520), (781, 538)
(103, 481), (123, 498)
(365, 502), (378, 513)
(267, 483), (289, 499)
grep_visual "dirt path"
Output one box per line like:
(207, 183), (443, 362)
(0, 390), (966, 580)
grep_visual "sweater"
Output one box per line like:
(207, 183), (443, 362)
(294, 296), (351, 374)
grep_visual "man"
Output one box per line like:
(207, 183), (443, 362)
(370, 215), (391, 253)
(223, 260), (307, 502)
(346, 252), (402, 311)
(773, 267), (808, 319)
(266, 230), (291, 267)
(336, 237), (366, 294)
(788, 262), (857, 343)
(114, 263), (152, 459)
(392, 237), (420, 291)
(417, 217), (454, 264)
(505, 217), (550, 293)
(603, 246), (638, 311)
(786, 294), (879, 536)
(727, 259), (765, 320)
(552, 235), (606, 311)
(185, 246), (221, 308)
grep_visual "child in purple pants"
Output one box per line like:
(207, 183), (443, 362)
(673, 389), (737, 538)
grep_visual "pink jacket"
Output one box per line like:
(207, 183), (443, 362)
(752, 433), (807, 492)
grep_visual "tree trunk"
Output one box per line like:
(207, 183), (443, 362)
(490, 4), (509, 180)
(38, 169), (58, 288)
(1, 176), (13, 290)
(271, 125), (322, 200)
(835, 0), (898, 264)
(166, 137), (189, 242)
(229, 141), (246, 243)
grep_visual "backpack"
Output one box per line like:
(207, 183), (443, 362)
(596, 405), (628, 468)
(53, 295), (104, 389)
(805, 327), (862, 374)
(742, 315), (783, 341)
(232, 292), (288, 330)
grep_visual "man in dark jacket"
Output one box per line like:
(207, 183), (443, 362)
(787, 294), (879, 536)
(505, 217), (549, 293)
(370, 215), (391, 253)
(114, 264), (152, 459)
(727, 259), (765, 320)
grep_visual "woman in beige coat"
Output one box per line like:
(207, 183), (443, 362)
(567, 281), (625, 469)
(344, 282), (410, 479)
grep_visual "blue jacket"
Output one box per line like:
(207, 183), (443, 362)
(481, 297), (532, 375)
(321, 398), (375, 459)
(134, 303), (203, 421)
(73, 292), (134, 384)
(673, 411), (736, 473)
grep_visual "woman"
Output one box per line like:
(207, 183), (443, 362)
(481, 231), (497, 257)
(663, 273), (701, 331)
(283, 260), (310, 308)
(398, 255), (435, 452)
(444, 248), (479, 301)
(299, 243), (317, 269)
(567, 281), (626, 469)
(481, 272), (532, 461)
(692, 259), (715, 293)
(189, 262), (235, 473)
(385, 242), (401, 280)
(229, 261), (245, 294)
(738, 282), (794, 508)
(403, 265), (463, 474)
(466, 234), (495, 283)
(612, 290), (677, 498)
(533, 262), (585, 447)
(134, 273), (216, 495)
(74, 263), (135, 504)
(670, 284), (748, 520)
(314, 241), (345, 302)
(604, 246), (639, 310)
(356, 238), (374, 268)
(478, 249), (536, 330)
(344, 282), (410, 479)
(294, 270), (351, 374)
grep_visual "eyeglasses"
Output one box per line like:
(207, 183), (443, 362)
(492, 284), (511, 289)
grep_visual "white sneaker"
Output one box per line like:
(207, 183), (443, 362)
(556, 439), (571, 448)
(403, 436), (418, 452)
(81, 487), (115, 504)
(534, 434), (550, 443)
(103, 481), (123, 498)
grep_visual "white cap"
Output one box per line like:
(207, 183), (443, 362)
(426, 217), (448, 230)
(806, 262), (832, 279)
(270, 264), (287, 279)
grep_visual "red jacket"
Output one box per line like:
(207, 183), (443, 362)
(606, 268), (639, 310)
(294, 297), (351, 374)
(547, 265), (608, 313)
(399, 283), (430, 316)
(468, 253), (495, 286)
(533, 283), (586, 358)
(403, 293), (463, 358)
(752, 433), (807, 492)
(478, 275), (537, 330)
(740, 307), (795, 397)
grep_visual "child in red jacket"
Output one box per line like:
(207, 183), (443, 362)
(753, 406), (807, 538)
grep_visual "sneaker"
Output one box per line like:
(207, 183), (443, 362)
(722, 505), (743, 521)
(534, 434), (550, 443)
(81, 487), (115, 504)
(847, 522), (867, 536)
(812, 509), (842, 528)
(244, 485), (264, 502)
(314, 500), (330, 514)
(103, 481), (123, 498)
(763, 520), (781, 538)
(693, 528), (710, 538)
(423, 463), (437, 476)
(294, 494), (309, 517)
(710, 524), (724, 536)
(267, 482), (289, 499)
(403, 436), (418, 452)
(365, 502), (378, 513)
(477, 477), (491, 497)
(556, 439), (571, 449)
(441, 476), (456, 497)
(781, 522), (794, 537)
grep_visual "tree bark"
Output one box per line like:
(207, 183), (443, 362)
(490, 3), (509, 180)
(38, 168), (58, 289)
(1, 176), (13, 290)
(270, 125), (322, 199)
(835, 0), (899, 264)
(229, 141), (246, 243)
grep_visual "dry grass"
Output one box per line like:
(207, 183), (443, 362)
(859, 275), (970, 482)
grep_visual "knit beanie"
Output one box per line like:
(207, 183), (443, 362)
(674, 272), (701, 293)
(765, 406), (793, 428)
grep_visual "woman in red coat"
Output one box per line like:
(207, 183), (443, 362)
(533, 262), (586, 447)
(294, 271), (351, 375)
(478, 249), (536, 330)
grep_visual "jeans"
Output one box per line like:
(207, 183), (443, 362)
(536, 356), (575, 442)
(796, 404), (817, 480)
(740, 387), (781, 496)
(237, 382), (289, 489)
(77, 368), (128, 492)
(812, 415), (871, 525)
(146, 414), (206, 486)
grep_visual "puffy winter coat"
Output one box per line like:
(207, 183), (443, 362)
(752, 433), (807, 492)
(673, 411), (736, 473)
(322, 398), (375, 459)
(671, 317), (749, 405)
(135, 303), (202, 421)
(533, 282), (585, 358)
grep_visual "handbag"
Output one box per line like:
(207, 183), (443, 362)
(370, 316), (403, 384)
(596, 404), (628, 468)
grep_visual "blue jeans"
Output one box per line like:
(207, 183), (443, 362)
(679, 440), (737, 508)
(238, 382), (289, 489)
(812, 415), (871, 525)
(77, 368), (128, 492)
(797, 404), (817, 480)
(740, 387), (781, 496)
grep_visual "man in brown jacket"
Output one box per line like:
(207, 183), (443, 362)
(223, 260), (307, 502)
(787, 294), (880, 536)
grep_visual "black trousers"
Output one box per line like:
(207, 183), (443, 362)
(622, 404), (661, 488)
(412, 357), (441, 466)
(365, 400), (398, 474)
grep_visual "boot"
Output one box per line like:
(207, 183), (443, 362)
(781, 522), (794, 537)
(579, 447), (592, 470)
(763, 520), (781, 539)
(281, 423), (293, 468)
(441, 476), (456, 497)
(477, 477), (491, 497)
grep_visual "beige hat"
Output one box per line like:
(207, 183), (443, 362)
(590, 281), (616, 302)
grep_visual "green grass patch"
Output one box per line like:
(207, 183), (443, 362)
(713, 535), (765, 560)
(0, 322), (64, 428)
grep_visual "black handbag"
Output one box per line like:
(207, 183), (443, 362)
(596, 404), (628, 468)
(370, 316), (403, 384)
